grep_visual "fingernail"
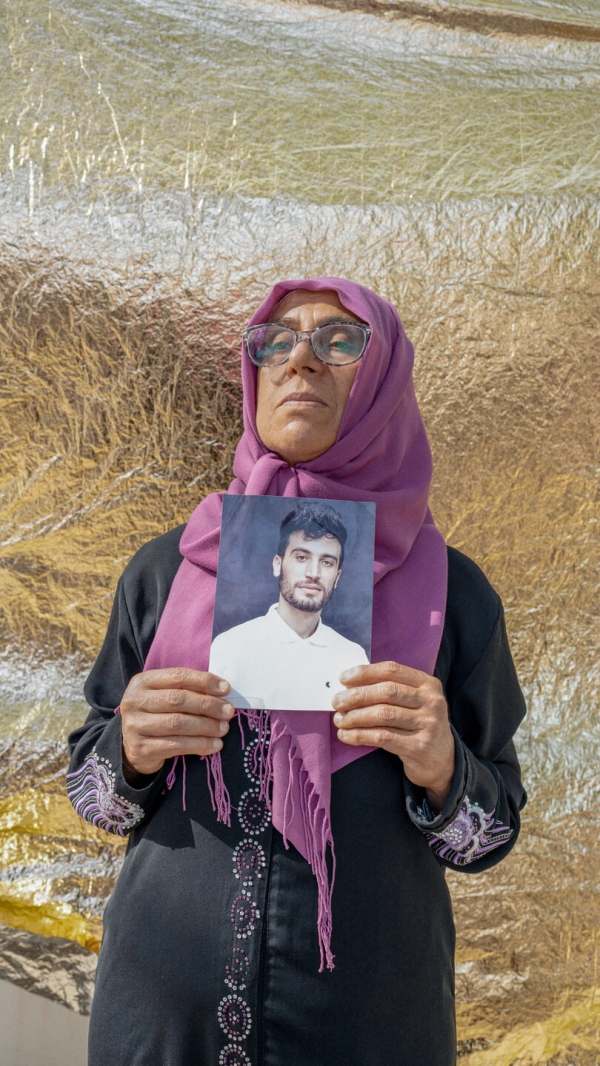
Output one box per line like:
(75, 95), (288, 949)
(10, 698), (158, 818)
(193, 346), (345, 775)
(221, 703), (234, 718)
(333, 712), (344, 726)
(219, 721), (229, 734)
(218, 680), (229, 693)
(337, 729), (349, 740)
(339, 668), (359, 683)
(212, 738), (223, 750)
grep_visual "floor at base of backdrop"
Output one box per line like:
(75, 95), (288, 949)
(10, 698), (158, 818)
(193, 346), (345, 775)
(0, 978), (89, 1066)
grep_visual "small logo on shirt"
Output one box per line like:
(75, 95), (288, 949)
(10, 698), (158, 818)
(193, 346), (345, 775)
(325, 681), (331, 688)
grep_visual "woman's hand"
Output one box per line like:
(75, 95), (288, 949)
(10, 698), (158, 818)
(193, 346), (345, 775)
(120, 668), (234, 782)
(332, 662), (455, 812)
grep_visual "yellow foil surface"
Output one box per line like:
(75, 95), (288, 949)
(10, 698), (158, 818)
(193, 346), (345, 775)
(0, 784), (122, 953)
(0, 0), (599, 1059)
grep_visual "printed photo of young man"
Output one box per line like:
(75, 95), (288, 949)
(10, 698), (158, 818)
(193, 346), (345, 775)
(209, 501), (370, 710)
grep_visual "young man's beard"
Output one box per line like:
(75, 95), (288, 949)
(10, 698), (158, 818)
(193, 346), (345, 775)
(279, 575), (336, 614)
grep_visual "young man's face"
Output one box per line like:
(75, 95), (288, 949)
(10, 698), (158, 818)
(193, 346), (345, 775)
(273, 531), (342, 614)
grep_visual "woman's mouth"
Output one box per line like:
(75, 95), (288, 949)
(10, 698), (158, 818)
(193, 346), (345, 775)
(279, 392), (327, 407)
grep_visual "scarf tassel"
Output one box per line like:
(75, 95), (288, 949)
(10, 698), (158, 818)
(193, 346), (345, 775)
(165, 710), (336, 971)
(264, 712), (336, 973)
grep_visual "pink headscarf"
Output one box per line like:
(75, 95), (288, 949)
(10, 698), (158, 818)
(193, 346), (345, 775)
(145, 277), (447, 970)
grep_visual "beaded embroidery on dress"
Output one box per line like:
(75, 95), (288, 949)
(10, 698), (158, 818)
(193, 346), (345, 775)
(216, 715), (271, 1066)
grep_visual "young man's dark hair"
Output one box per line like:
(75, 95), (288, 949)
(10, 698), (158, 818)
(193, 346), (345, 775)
(278, 503), (347, 567)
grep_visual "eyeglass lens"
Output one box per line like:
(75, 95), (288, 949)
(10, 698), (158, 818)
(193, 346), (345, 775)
(246, 324), (367, 366)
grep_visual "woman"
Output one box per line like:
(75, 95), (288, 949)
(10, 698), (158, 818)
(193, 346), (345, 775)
(67, 277), (526, 1066)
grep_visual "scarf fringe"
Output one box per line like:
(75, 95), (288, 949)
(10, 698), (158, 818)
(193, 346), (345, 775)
(165, 710), (336, 971)
(166, 755), (187, 811)
(270, 714), (336, 972)
(246, 708), (272, 807)
(203, 750), (232, 826)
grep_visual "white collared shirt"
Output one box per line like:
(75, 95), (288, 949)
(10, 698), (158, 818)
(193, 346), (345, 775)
(209, 604), (369, 711)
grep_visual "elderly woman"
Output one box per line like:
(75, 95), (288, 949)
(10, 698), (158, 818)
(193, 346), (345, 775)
(67, 278), (526, 1066)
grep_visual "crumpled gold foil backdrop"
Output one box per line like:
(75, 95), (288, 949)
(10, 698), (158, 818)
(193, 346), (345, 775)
(1, 1), (599, 1062)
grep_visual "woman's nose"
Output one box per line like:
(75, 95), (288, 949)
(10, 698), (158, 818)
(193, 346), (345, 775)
(286, 338), (321, 374)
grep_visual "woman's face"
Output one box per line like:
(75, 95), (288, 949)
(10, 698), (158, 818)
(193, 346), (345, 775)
(255, 289), (364, 466)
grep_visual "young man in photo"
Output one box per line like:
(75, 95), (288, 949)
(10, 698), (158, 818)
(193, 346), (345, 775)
(209, 502), (369, 710)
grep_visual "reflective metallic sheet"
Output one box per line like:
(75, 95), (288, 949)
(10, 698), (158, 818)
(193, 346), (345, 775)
(0, 0), (599, 1060)
(0, 919), (96, 1013)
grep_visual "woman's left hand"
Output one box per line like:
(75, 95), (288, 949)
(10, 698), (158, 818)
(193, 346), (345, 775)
(332, 662), (456, 812)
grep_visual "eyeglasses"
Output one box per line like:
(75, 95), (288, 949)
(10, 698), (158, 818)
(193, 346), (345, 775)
(243, 322), (372, 368)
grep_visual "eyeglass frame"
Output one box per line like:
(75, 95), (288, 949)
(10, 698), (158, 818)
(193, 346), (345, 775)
(242, 321), (372, 368)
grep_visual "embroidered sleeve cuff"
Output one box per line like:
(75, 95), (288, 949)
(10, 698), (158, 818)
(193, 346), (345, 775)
(404, 732), (514, 867)
(66, 713), (163, 836)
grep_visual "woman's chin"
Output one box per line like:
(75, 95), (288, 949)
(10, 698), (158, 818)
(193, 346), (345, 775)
(272, 442), (331, 466)
(261, 426), (335, 466)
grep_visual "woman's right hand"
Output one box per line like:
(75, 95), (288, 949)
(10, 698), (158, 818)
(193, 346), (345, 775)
(120, 667), (234, 780)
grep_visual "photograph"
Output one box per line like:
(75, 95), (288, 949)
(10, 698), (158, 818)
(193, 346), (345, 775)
(209, 495), (375, 710)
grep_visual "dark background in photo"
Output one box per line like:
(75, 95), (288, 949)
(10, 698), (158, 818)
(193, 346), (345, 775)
(212, 495), (376, 658)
